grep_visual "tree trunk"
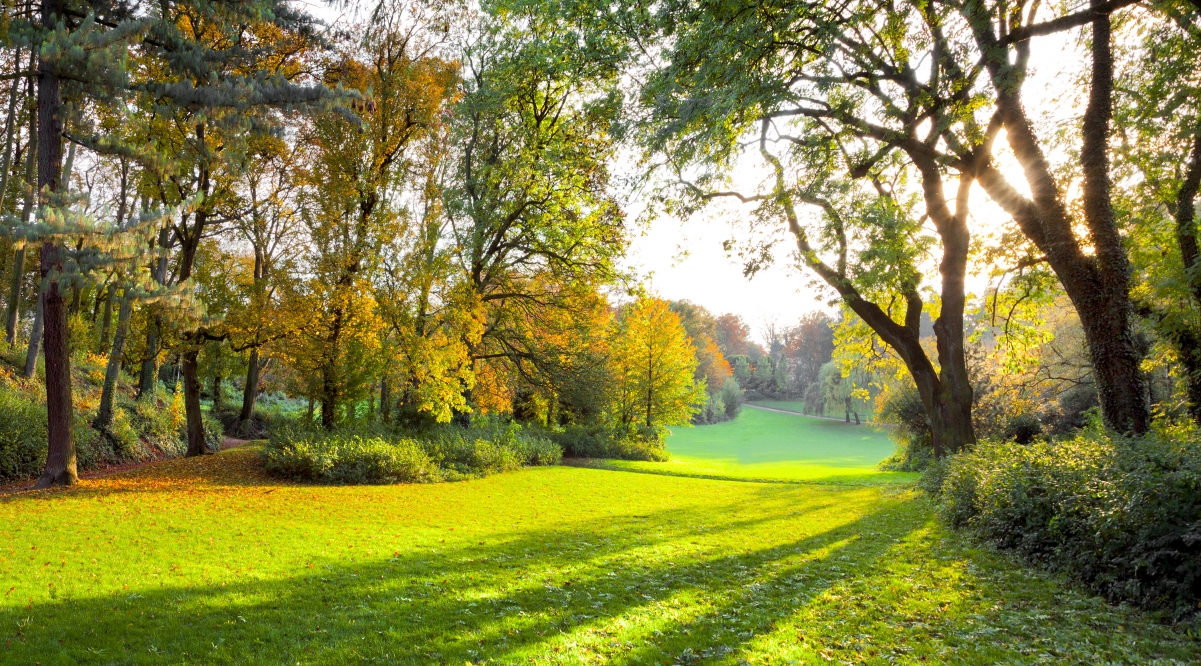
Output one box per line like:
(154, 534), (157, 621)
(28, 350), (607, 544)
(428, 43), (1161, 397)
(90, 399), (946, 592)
(183, 349), (207, 456)
(138, 319), (159, 398)
(97, 283), (114, 352)
(306, 396), (314, 423)
(0, 47), (23, 213)
(5, 246), (26, 346)
(379, 374), (390, 423)
(971, 2), (1148, 435)
(34, 0), (76, 487)
(95, 288), (131, 432)
(238, 346), (261, 425)
(4, 103), (36, 347)
(22, 288), (41, 378)
(321, 365), (338, 430)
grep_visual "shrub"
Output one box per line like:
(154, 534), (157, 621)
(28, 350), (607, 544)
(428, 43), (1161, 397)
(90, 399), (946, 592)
(0, 382), (48, 482)
(936, 431), (1201, 616)
(549, 423), (668, 461)
(263, 418), (561, 484)
(877, 384), (933, 472)
(265, 429), (440, 484)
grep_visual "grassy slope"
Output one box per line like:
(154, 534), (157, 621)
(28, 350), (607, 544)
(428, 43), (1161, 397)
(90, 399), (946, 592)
(2, 447), (1197, 664)
(750, 400), (875, 422)
(604, 406), (911, 484)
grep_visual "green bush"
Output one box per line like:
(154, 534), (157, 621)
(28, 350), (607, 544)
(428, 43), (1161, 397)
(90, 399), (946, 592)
(0, 382), (48, 482)
(265, 430), (440, 484)
(936, 431), (1201, 616)
(877, 384), (932, 472)
(263, 419), (562, 484)
(549, 424), (668, 461)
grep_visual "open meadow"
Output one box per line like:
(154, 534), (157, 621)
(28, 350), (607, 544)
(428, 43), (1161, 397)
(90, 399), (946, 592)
(2, 419), (1197, 665)
(598, 406), (909, 484)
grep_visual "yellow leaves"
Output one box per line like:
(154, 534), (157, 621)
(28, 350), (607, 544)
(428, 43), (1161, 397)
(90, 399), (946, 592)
(609, 297), (705, 429)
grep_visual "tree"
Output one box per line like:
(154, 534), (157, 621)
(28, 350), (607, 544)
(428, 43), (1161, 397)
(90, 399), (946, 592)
(783, 312), (835, 393)
(608, 297), (704, 431)
(583, 0), (985, 453)
(292, 17), (457, 429)
(1116, 5), (1201, 422)
(445, 8), (626, 410)
(4, 0), (330, 484)
(714, 313), (750, 359)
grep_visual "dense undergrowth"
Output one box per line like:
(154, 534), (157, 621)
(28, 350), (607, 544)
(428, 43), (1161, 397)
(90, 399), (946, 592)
(928, 424), (1201, 619)
(0, 349), (220, 484)
(263, 419), (563, 484)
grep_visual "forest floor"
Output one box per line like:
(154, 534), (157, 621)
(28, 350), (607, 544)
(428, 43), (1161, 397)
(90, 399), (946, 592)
(1, 422), (1199, 664)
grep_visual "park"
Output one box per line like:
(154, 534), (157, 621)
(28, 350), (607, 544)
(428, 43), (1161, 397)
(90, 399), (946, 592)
(2, 0), (1201, 662)
(5, 406), (1198, 664)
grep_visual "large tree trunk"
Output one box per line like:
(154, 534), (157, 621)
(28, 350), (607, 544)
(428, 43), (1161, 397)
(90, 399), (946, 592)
(1176, 122), (1201, 422)
(238, 346), (261, 425)
(183, 349), (207, 456)
(971, 1), (1148, 435)
(22, 288), (41, 378)
(34, 0), (76, 487)
(95, 288), (132, 432)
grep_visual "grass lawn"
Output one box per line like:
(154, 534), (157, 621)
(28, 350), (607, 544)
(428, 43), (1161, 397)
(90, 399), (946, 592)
(750, 400), (875, 423)
(601, 406), (910, 484)
(2, 445), (1198, 664)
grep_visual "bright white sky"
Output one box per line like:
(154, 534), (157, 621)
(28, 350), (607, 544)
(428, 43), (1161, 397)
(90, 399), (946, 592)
(620, 33), (1083, 336)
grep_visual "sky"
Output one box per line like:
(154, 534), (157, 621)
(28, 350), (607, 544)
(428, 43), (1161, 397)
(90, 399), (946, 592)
(618, 35), (1081, 337)
(620, 207), (832, 330)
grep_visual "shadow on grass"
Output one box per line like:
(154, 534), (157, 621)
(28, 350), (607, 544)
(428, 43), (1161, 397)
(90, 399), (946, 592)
(0, 478), (924, 665)
(565, 457), (918, 487)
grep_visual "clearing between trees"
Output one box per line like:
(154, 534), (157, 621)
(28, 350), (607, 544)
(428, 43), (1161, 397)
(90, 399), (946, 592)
(2, 416), (1196, 665)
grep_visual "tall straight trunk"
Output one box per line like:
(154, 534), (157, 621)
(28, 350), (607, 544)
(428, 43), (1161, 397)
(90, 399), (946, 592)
(182, 350), (206, 456)
(970, 0), (1148, 435)
(180, 125), (211, 456)
(379, 374), (390, 423)
(94, 288), (131, 432)
(0, 47), (23, 213)
(138, 318), (160, 397)
(22, 288), (41, 377)
(238, 346), (261, 424)
(97, 283), (114, 351)
(1166, 121), (1201, 421)
(137, 224), (170, 399)
(4, 103), (36, 347)
(321, 366), (338, 430)
(35, 0), (76, 487)
(237, 247), (266, 428)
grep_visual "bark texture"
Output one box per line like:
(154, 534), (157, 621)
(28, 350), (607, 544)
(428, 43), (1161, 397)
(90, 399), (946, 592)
(34, 0), (77, 487)
(971, 0), (1149, 434)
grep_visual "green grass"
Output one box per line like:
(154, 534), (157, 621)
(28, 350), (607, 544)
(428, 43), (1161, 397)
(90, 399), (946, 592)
(751, 400), (875, 422)
(2, 446), (1197, 664)
(602, 406), (910, 484)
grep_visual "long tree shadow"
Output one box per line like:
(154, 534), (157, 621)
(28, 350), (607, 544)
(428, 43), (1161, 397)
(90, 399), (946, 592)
(0, 480), (923, 665)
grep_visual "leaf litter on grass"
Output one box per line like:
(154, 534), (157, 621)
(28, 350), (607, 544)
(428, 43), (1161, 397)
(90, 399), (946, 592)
(0, 445), (1196, 664)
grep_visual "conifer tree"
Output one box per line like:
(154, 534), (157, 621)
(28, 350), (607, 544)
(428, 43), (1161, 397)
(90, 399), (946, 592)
(3, 0), (333, 485)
